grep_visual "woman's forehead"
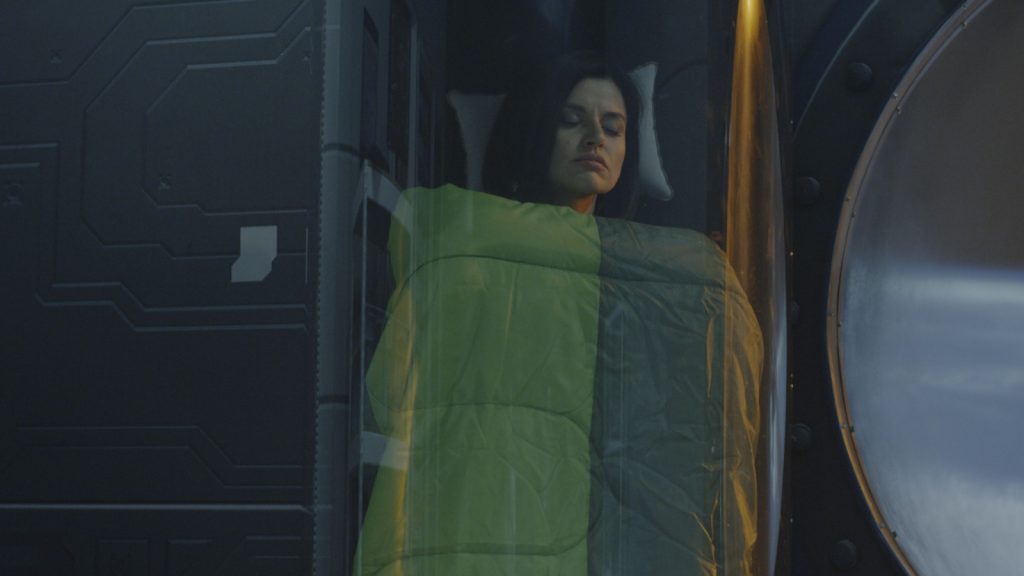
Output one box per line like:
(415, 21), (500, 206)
(565, 77), (626, 116)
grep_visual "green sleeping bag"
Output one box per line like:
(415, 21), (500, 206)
(357, 185), (762, 575)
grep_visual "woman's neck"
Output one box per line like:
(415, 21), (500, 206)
(569, 194), (596, 215)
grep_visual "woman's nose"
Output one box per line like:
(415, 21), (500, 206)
(581, 122), (604, 149)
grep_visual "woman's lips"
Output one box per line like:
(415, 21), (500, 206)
(574, 154), (607, 171)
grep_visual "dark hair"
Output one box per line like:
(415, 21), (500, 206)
(483, 51), (641, 219)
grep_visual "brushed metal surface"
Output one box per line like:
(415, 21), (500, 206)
(830, 1), (1024, 574)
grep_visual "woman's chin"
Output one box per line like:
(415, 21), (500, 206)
(571, 177), (613, 197)
(554, 177), (614, 206)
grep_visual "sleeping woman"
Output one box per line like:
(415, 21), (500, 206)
(357, 51), (762, 576)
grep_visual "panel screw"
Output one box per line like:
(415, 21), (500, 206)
(845, 62), (873, 92)
(795, 177), (821, 206)
(830, 539), (859, 571)
(790, 423), (812, 452)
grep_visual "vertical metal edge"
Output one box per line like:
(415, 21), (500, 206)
(312, 1), (333, 574)
(314, 0), (363, 574)
(406, 16), (419, 189)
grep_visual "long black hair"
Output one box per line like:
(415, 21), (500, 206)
(483, 51), (641, 219)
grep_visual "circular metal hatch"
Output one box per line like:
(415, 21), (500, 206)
(829, 0), (1024, 574)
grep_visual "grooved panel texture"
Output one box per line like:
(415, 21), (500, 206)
(0, 0), (324, 574)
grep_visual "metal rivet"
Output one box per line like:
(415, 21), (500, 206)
(795, 176), (821, 206)
(845, 62), (873, 92)
(790, 423), (812, 452)
(830, 539), (859, 571)
(843, 62), (868, 91)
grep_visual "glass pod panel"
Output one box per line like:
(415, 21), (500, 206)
(323, 0), (788, 573)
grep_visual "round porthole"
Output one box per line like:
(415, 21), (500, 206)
(829, 1), (1024, 574)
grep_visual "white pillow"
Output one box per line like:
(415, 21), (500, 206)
(446, 91), (506, 192)
(628, 63), (673, 201)
(446, 62), (674, 201)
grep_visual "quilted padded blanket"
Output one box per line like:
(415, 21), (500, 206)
(357, 185), (762, 575)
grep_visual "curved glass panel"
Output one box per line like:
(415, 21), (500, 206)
(830, 1), (1024, 574)
(331, 1), (787, 573)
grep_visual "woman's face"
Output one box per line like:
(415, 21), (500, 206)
(547, 77), (627, 213)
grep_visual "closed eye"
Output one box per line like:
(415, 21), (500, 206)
(602, 120), (625, 137)
(559, 106), (625, 136)
(559, 109), (582, 125)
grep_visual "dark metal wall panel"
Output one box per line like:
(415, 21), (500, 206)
(778, 0), (840, 81)
(1, 0), (324, 574)
(3, 507), (309, 576)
